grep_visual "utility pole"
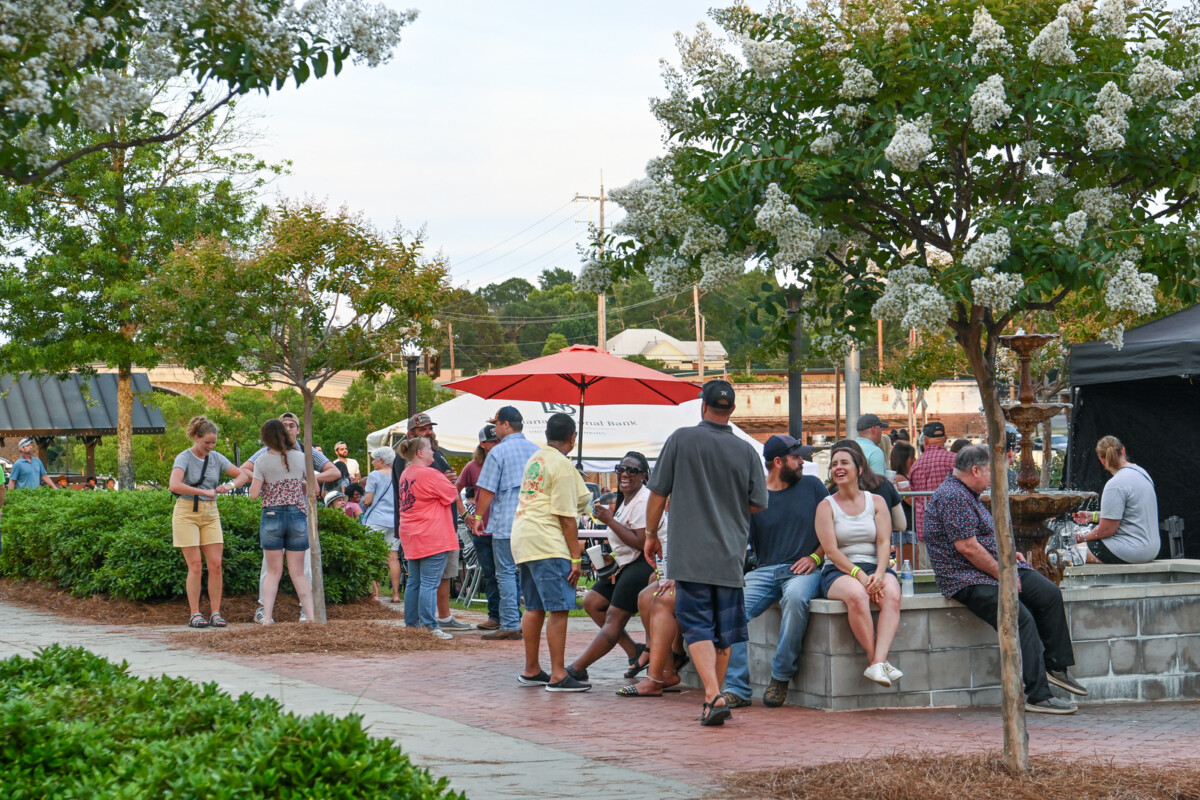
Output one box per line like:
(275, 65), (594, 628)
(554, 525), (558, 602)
(447, 321), (456, 382)
(693, 284), (705, 382)
(574, 174), (607, 349)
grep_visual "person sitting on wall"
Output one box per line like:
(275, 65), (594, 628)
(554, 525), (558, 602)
(924, 445), (1087, 715)
(1070, 436), (1160, 564)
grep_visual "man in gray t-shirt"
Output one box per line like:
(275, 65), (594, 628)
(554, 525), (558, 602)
(645, 380), (768, 727)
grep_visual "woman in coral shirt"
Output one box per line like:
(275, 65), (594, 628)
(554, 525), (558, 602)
(397, 436), (462, 639)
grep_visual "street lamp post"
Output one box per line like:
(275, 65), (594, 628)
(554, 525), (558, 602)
(403, 345), (421, 417)
(786, 289), (805, 441)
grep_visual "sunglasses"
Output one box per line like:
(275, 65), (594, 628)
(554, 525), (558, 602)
(613, 465), (644, 475)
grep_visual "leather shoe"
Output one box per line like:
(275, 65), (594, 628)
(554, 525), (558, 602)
(476, 618), (500, 630)
(481, 628), (522, 640)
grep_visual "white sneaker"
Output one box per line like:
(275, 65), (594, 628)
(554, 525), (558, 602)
(430, 628), (453, 640)
(863, 662), (892, 687)
(299, 609), (308, 623)
(254, 607), (266, 625)
(883, 661), (903, 683)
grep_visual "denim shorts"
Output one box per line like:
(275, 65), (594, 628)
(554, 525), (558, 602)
(519, 558), (577, 613)
(674, 580), (748, 650)
(260, 506), (309, 551)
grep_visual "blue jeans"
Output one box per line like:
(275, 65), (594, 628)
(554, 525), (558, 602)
(492, 537), (521, 630)
(723, 563), (822, 700)
(472, 533), (500, 621)
(404, 551), (450, 629)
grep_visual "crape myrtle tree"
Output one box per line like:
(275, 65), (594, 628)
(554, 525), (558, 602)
(0, 0), (416, 184)
(581, 0), (1200, 772)
(147, 201), (449, 623)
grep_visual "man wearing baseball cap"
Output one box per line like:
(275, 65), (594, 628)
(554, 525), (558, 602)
(7, 438), (57, 491)
(474, 405), (540, 640)
(457, 423), (502, 629)
(644, 379), (768, 726)
(855, 414), (890, 477)
(721, 434), (828, 710)
(909, 421), (955, 540)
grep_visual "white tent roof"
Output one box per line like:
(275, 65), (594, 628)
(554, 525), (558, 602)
(367, 394), (764, 472)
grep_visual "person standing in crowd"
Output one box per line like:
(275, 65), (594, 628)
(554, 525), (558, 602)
(362, 446), (401, 602)
(168, 416), (243, 629)
(344, 483), (364, 518)
(473, 406), (540, 641)
(720, 435), (827, 709)
(890, 440), (917, 533)
(567, 451), (657, 684)
(511, 413), (592, 691)
(816, 442), (903, 687)
(457, 424), (502, 629)
(925, 445), (1086, 714)
(236, 412), (340, 624)
(645, 380), (768, 727)
(397, 436), (461, 639)
(334, 441), (360, 484)
(8, 438), (57, 490)
(908, 421), (955, 540)
(854, 414), (890, 477)
(1071, 436), (1160, 564)
(248, 419), (316, 625)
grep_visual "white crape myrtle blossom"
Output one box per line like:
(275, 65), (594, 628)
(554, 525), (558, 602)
(1028, 16), (1077, 65)
(884, 114), (933, 172)
(1021, 139), (1043, 163)
(838, 58), (880, 99)
(1104, 250), (1159, 315)
(1127, 56), (1184, 107)
(1029, 171), (1073, 204)
(646, 256), (694, 294)
(1056, 0), (1087, 27)
(755, 183), (823, 264)
(743, 39), (795, 78)
(1162, 94), (1200, 137)
(968, 6), (1013, 64)
(1085, 81), (1132, 150)
(1188, 231), (1200, 257)
(1051, 210), (1089, 248)
(1075, 187), (1122, 225)
(871, 263), (953, 333)
(577, 255), (613, 294)
(811, 130), (843, 156)
(72, 72), (151, 131)
(969, 75), (1012, 134)
(970, 267), (1025, 313)
(698, 251), (747, 289)
(833, 103), (869, 125)
(1091, 0), (1139, 39)
(680, 218), (728, 259)
(1099, 324), (1125, 349)
(961, 229), (1012, 271)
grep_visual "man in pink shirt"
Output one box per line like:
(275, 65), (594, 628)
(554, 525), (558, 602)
(908, 421), (956, 540)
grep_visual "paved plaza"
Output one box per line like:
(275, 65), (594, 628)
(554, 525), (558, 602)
(2, 598), (1198, 799)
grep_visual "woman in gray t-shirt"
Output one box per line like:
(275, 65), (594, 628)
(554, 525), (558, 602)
(1072, 436), (1160, 564)
(168, 416), (243, 629)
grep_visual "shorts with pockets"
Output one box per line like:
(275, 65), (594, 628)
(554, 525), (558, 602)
(519, 558), (577, 613)
(674, 580), (748, 649)
(260, 505), (309, 551)
(172, 498), (224, 547)
(589, 554), (655, 614)
(441, 546), (461, 580)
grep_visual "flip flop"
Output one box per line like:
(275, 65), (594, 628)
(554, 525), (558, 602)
(673, 650), (690, 671)
(616, 684), (662, 697)
(700, 697), (731, 726)
(623, 643), (650, 679)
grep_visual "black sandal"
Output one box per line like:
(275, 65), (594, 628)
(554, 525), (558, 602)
(673, 649), (690, 672)
(700, 696), (731, 727)
(623, 643), (650, 679)
(209, 612), (228, 628)
(187, 613), (209, 629)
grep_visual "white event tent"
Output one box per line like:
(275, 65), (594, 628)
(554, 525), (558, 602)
(366, 393), (764, 472)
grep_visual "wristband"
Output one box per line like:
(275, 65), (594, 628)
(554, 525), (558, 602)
(850, 566), (861, 578)
(473, 514), (482, 520)
(646, 529), (659, 538)
(1092, 511), (1098, 524)
(810, 553), (822, 566)
(570, 558), (583, 564)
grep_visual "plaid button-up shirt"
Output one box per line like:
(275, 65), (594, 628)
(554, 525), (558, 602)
(909, 445), (956, 538)
(476, 432), (541, 540)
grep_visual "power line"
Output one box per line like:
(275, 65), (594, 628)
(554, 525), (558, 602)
(453, 208), (581, 278)
(440, 289), (690, 324)
(451, 199), (575, 269)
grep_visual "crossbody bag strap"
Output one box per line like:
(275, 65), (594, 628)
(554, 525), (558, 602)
(188, 454), (210, 512)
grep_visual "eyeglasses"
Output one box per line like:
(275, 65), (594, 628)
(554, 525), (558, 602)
(613, 465), (644, 475)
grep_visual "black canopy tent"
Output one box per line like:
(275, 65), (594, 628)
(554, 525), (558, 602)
(0, 373), (167, 477)
(1066, 305), (1200, 558)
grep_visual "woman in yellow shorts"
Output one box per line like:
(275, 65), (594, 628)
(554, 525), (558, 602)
(169, 416), (243, 628)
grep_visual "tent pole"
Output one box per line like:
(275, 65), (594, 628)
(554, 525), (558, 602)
(576, 388), (586, 468)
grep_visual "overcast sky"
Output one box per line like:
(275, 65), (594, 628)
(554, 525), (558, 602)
(243, 2), (718, 291)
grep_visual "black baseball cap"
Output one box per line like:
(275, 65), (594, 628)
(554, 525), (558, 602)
(923, 421), (947, 438)
(856, 413), (889, 432)
(763, 434), (813, 465)
(488, 406), (523, 425)
(699, 379), (735, 410)
(479, 424), (499, 443)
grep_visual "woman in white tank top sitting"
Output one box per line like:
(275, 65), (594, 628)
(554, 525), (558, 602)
(815, 441), (904, 688)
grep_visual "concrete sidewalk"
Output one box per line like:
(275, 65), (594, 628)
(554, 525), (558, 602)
(0, 600), (707, 800)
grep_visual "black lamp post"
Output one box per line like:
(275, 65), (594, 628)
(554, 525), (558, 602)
(786, 289), (805, 441)
(405, 353), (420, 418)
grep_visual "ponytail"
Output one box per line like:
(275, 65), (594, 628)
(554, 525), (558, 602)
(1095, 435), (1125, 471)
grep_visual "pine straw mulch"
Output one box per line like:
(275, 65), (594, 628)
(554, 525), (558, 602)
(165, 619), (482, 656)
(720, 752), (1200, 800)
(0, 578), (396, 626)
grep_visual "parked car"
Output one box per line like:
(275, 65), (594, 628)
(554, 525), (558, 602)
(1033, 435), (1069, 452)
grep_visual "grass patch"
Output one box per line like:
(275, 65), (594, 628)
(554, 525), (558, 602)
(721, 752), (1200, 800)
(0, 645), (465, 799)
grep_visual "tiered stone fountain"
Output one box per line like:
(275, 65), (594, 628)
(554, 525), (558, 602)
(984, 332), (1096, 583)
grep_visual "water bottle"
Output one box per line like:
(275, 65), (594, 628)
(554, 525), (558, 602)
(900, 559), (914, 597)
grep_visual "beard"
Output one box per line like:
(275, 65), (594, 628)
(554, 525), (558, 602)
(779, 464), (802, 487)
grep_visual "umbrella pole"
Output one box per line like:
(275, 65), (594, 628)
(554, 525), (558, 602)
(576, 390), (585, 468)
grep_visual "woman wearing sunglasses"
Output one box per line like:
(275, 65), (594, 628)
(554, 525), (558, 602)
(565, 452), (658, 682)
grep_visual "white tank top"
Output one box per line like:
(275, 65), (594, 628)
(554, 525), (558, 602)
(825, 491), (878, 564)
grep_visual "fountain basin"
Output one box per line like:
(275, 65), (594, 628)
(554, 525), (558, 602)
(1001, 402), (1071, 427)
(981, 489), (1097, 582)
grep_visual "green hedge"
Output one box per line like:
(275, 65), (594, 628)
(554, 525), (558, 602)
(0, 645), (465, 799)
(0, 490), (387, 602)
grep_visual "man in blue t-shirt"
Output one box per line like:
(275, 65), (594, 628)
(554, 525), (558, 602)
(721, 434), (828, 709)
(7, 438), (57, 491)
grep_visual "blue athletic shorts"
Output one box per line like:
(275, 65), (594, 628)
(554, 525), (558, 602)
(673, 580), (748, 650)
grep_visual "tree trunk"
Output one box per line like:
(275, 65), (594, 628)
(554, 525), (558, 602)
(957, 321), (1029, 775)
(303, 390), (329, 624)
(117, 365), (135, 490)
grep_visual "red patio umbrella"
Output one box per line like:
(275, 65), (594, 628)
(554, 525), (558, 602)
(444, 344), (701, 465)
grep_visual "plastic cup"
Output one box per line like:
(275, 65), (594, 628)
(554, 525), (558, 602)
(586, 544), (605, 569)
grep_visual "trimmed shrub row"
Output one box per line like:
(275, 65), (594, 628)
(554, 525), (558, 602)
(0, 490), (387, 602)
(0, 645), (465, 799)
